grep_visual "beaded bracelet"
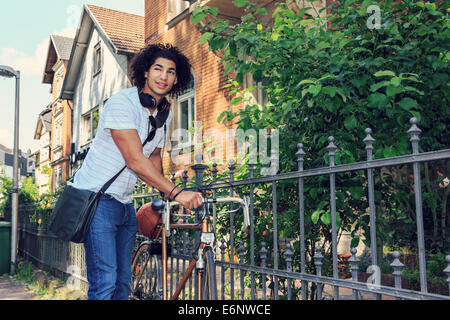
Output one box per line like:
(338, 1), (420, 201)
(167, 185), (179, 201)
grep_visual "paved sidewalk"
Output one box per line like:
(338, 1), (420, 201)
(0, 276), (39, 300)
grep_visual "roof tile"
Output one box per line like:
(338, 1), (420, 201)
(86, 4), (144, 54)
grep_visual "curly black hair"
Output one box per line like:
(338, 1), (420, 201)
(130, 43), (192, 98)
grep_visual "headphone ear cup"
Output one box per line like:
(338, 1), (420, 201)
(139, 91), (156, 109)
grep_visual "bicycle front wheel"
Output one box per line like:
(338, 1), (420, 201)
(200, 246), (217, 300)
(130, 242), (162, 300)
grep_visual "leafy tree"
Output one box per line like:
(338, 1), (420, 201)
(192, 0), (449, 293)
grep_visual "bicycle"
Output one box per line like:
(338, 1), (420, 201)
(130, 193), (250, 300)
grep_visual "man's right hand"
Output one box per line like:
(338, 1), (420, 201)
(174, 190), (203, 210)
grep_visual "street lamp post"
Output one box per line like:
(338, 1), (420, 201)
(0, 65), (20, 274)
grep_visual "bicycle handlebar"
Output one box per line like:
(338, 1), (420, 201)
(166, 196), (251, 232)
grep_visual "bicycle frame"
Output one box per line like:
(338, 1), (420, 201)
(154, 196), (250, 300)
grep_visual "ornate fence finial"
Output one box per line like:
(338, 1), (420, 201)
(349, 248), (360, 276)
(363, 128), (376, 160)
(285, 243), (294, 271)
(407, 117), (422, 154)
(326, 137), (337, 166)
(212, 163), (218, 181)
(182, 170), (188, 185)
(314, 245), (324, 299)
(194, 153), (203, 165)
(238, 241), (246, 264)
(260, 242), (267, 266)
(390, 251), (405, 291)
(296, 143), (306, 170)
(220, 238), (227, 260)
(314, 245), (324, 272)
(348, 248), (360, 300)
(228, 158), (235, 179)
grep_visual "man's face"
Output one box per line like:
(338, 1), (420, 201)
(144, 57), (178, 98)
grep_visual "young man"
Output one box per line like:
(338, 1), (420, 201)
(70, 43), (202, 300)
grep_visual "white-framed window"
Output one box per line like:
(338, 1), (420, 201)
(82, 106), (99, 144)
(243, 73), (269, 109)
(55, 68), (64, 98)
(93, 42), (102, 76)
(53, 166), (62, 192)
(167, 0), (190, 21)
(172, 78), (195, 149)
(54, 115), (63, 147)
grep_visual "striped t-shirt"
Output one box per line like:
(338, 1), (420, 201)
(69, 86), (172, 204)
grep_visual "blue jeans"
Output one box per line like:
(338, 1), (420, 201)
(84, 194), (137, 300)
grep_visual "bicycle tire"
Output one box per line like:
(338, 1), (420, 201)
(130, 242), (162, 300)
(201, 247), (217, 300)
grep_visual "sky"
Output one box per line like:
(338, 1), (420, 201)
(0, 0), (145, 154)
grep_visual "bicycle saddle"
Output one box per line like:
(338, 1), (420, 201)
(151, 198), (165, 211)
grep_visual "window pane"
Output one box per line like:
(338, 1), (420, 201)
(180, 100), (189, 130)
(92, 109), (99, 138)
(190, 97), (195, 123)
(84, 114), (91, 142)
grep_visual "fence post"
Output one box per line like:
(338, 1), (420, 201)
(407, 117), (427, 293)
(187, 239), (193, 299)
(284, 242), (294, 300)
(228, 159), (236, 300)
(348, 248), (360, 300)
(191, 153), (207, 300)
(390, 251), (404, 300)
(314, 245), (323, 300)
(248, 155), (256, 300)
(220, 238), (227, 300)
(363, 128), (381, 300)
(326, 137), (339, 300)
(296, 143), (307, 300)
(260, 242), (268, 299)
(238, 241), (246, 300)
(270, 152), (279, 300)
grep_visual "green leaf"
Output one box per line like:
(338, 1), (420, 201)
(344, 115), (357, 131)
(191, 10), (207, 24)
(374, 70), (396, 77)
(308, 84), (322, 96)
(367, 93), (387, 109)
(386, 85), (403, 97)
(390, 77), (401, 87)
(298, 79), (316, 87)
(398, 97), (419, 111)
(311, 209), (322, 224)
(231, 97), (243, 106)
(349, 186), (364, 200)
(320, 212), (331, 226)
(233, 0), (250, 7)
(199, 32), (213, 45)
(351, 237), (360, 249)
(256, 7), (267, 16)
(370, 81), (390, 92)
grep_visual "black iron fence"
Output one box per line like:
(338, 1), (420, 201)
(17, 117), (450, 300)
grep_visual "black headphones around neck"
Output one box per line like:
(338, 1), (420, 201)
(138, 88), (170, 112)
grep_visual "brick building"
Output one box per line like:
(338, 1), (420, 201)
(145, 0), (237, 173)
(144, 0), (328, 174)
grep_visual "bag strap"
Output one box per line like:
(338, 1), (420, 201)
(99, 109), (170, 195)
